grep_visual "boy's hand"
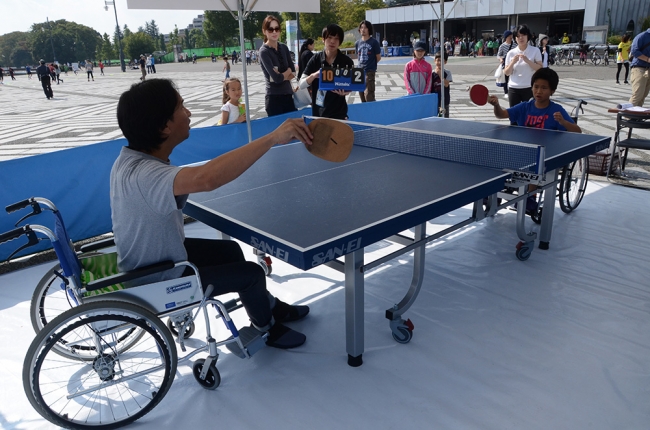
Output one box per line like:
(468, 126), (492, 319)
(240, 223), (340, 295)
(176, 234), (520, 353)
(487, 95), (499, 106)
(553, 112), (565, 123)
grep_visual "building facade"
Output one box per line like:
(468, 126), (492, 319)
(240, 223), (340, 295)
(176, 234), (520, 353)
(366, 0), (650, 46)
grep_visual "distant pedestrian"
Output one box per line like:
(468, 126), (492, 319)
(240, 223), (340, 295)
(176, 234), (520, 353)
(99, 61), (105, 75)
(223, 57), (230, 78)
(54, 64), (63, 84)
(36, 60), (54, 99)
(211, 52), (216, 62)
(85, 60), (94, 81)
(150, 55), (156, 74)
(616, 34), (631, 85)
(139, 55), (147, 81)
(0, 66), (4, 83)
(382, 37), (389, 56)
(26, 65), (32, 79)
(8, 67), (16, 80)
(146, 56), (152, 73)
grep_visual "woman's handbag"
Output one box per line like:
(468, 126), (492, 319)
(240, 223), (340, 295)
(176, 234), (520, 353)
(495, 66), (506, 87)
(293, 85), (311, 109)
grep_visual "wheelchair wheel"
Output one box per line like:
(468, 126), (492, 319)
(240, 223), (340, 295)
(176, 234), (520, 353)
(592, 54), (601, 66)
(30, 252), (103, 333)
(23, 301), (177, 430)
(559, 157), (589, 213)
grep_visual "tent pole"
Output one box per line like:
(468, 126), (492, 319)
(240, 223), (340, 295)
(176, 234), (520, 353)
(239, 0), (253, 142)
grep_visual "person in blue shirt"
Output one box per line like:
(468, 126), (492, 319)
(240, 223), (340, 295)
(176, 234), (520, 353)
(355, 20), (382, 102)
(487, 67), (580, 213)
(628, 28), (650, 106)
(487, 67), (581, 133)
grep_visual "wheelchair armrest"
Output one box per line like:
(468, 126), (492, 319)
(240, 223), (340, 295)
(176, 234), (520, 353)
(85, 260), (176, 292)
(79, 236), (116, 253)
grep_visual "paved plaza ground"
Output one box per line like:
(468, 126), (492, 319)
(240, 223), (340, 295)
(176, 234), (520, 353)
(1, 55), (649, 186)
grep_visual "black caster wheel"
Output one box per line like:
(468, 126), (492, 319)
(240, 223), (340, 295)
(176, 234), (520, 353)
(515, 241), (532, 261)
(193, 358), (221, 390)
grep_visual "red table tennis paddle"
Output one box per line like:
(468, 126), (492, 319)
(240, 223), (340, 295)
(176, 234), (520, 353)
(306, 118), (354, 162)
(469, 84), (489, 106)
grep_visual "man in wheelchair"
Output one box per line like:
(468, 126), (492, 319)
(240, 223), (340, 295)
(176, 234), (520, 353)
(112, 78), (313, 349)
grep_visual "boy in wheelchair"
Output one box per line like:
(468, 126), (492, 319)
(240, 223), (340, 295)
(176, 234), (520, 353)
(113, 78), (313, 349)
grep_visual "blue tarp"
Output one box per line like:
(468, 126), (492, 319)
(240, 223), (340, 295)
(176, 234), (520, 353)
(0, 94), (437, 262)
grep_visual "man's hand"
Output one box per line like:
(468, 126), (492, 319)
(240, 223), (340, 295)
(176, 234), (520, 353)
(283, 69), (295, 81)
(270, 118), (313, 146)
(487, 95), (500, 106)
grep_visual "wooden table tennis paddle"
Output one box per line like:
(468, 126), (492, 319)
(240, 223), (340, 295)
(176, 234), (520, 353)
(306, 118), (354, 162)
(468, 84), (489, 106)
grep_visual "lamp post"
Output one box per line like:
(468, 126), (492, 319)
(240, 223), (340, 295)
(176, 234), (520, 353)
(46, 17), (57, 63)
(104, 0), (126, 72)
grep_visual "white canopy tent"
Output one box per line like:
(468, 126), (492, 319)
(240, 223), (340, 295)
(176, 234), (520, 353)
(127, 0), (320, 141)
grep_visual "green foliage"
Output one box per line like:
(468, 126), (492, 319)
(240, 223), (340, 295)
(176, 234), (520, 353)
(643, 16), (650, 32)
(607, 35), (622, 45)
(299, 0), (338, 40)
(159, 34), (167, 53)
(99, 33), (115, 61)
(123, 32), (155, 61)
(30, 20), (101, 63)
(335, 0), (386, 33)
(243, 12), (270, 45)
(0, 31), (33, 66)
(204, 11), (239, 51)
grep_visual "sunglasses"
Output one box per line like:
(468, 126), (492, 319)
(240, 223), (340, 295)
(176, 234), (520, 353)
(267, 27), (281, 33)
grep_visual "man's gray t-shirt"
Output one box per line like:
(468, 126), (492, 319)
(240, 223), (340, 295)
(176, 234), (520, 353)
(110, 147), (188, 282)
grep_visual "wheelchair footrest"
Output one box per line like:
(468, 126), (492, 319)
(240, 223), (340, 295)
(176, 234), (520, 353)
(225, 326), (267, 358)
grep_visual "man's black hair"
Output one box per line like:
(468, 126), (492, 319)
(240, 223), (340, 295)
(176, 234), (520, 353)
(434, 52), (449, 62)
(322, 24), (344, 45)
(359, 20), (373, 35)
(116, 79), (179, 152)
(531, 67), (559, 91)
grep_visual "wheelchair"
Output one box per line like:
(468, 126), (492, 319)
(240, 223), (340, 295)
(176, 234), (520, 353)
(2, 197), (268, 429)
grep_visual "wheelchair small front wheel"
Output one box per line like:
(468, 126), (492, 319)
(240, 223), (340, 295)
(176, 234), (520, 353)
(193, 358), (221, 390)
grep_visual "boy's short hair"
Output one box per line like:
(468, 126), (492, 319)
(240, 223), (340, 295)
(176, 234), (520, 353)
(117, 78), (179, 152)
(531, 67), (559, 91)
(322, 24), (344, 45)
(434, 52), (449, 62)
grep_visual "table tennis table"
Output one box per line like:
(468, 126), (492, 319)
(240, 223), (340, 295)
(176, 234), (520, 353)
(184, 117), (610, 367)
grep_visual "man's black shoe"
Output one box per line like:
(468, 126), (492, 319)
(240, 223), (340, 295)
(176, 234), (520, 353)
(272, 299), (309, 323)
(266, 323), (306, 349)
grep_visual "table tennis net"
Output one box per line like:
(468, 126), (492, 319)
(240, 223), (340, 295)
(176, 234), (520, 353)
(347, 122), (544, 175)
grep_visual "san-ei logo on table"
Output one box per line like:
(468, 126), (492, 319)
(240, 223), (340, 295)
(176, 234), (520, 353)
(312, 238), (362, 267)
(250, 237), (290, 262)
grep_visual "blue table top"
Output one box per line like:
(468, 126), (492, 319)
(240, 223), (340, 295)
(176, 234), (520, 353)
(185, 117), (610, 270)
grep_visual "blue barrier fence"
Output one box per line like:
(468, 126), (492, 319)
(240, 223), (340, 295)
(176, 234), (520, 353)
(0, 94), (437, 262)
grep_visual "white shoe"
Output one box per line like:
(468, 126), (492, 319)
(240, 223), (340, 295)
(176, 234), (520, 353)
(503, 94), (509, 99)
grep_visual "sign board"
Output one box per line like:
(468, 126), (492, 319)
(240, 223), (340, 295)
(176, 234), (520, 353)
(319, 67), (366, 91)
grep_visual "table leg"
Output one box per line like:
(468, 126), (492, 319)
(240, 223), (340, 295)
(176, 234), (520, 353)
(345, 248), (364, 367)
(538, 169), (558, 250)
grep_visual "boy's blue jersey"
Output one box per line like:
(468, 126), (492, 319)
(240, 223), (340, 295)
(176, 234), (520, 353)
(507, 100), (575, 131)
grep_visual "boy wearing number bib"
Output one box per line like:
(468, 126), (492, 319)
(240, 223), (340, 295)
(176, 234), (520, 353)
(299, 24), (355, 120)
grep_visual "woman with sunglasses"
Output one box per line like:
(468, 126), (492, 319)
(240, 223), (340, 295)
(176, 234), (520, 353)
(259, 15), (297, 117)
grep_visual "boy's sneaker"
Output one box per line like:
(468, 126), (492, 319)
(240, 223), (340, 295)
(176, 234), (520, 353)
(616, 81), (621, 85)
(272, 299), (309, 323)
(266, 323), (306, 349)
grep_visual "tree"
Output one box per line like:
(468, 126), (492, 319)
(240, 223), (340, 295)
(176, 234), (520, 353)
(123, 31), (155, 60)
(188, 28), (208, 49)
(298, 0), (338, 39)
(335, 0), (386, 33)
(123, 24), (132, 38)
(100, 33), (115, 61)
(203, 11), (239, 51)
(159, 34), (167, 53)
(0, 31), (33, 66)
(243, 12), (268, 46)
(169, 25), (180, 47)
(30, 20), (101, 63)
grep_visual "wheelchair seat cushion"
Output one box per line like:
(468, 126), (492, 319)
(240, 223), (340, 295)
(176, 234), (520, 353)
(80, 253), (126, 297)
